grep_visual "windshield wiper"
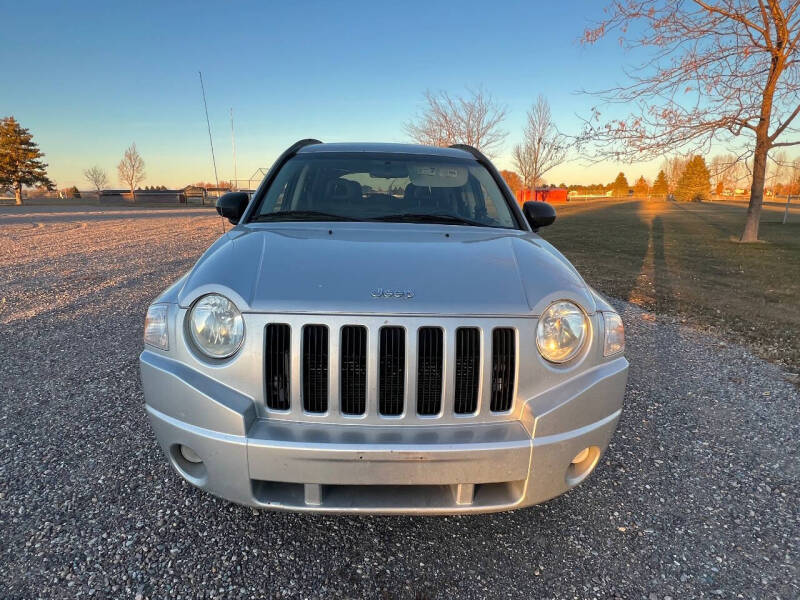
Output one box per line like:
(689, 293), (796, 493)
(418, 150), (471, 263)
(251, 210), (361, 222)
(370, 213), (492, 227)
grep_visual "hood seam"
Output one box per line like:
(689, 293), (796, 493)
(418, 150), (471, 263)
(509, 237), (533, 312)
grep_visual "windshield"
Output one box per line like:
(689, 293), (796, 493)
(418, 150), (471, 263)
(251, 153), (519, 229)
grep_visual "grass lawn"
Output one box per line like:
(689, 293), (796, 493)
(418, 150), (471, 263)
(541, 199), (800, 374)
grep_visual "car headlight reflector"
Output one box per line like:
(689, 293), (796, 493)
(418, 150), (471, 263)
(603, 312), (625, 356)
(536, 301), (588, 363)
(144, 304), (169, 350)
(188, 294), (245, 358)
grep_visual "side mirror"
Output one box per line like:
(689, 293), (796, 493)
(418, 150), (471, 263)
(216, 192), (250, 224)
(522, 201), (556, 231)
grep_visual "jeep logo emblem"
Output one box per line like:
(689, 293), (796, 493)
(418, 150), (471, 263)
(371, 288), (415, 299)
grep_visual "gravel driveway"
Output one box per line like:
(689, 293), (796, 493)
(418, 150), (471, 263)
(1, 206), (797, 599)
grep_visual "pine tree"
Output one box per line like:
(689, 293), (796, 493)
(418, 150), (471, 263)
(675, 156), (712, 202)
(633, 175), (649, 197)
(0, 117), (54, 205)
(611, 172), (629, 196)
(652, 170), (669, 196)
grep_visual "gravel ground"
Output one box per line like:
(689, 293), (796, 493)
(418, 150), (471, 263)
(1, 206), (797, 599)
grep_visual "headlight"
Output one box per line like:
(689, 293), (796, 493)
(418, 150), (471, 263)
(536, 300), (588, 363)
(603, 312), (625, 356)
(144, 304), (169, 350)
(188, 294), (245, 358)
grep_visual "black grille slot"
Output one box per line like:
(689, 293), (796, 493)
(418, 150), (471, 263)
(340, 326), (367, 415)
(265, 324), (291, 410)
(379, 327), (405, 415)
(302, 325), (329, 413)
(491, 328), (515, 412)
(454, 327), (480, 414)
(416, 327), (443, 415)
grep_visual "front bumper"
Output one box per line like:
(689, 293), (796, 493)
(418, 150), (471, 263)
(141, 350), (627, 514)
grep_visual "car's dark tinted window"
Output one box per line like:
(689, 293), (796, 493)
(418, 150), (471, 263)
(253, 154), (518, 229)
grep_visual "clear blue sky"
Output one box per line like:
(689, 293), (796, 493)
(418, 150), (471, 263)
(1, 0), (659, 189)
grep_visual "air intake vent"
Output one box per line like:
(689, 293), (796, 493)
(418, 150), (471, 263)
(340, 326), (367, 415)
(490, 328), (515, 412)
(417, 327), (443, 415)
(454, 327), (480, 414)
(265, 324), (291, 410)
(379, 327), (405, 416)
(302, 325), (329, 413)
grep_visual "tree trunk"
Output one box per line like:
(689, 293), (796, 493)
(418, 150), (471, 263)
(741, 135), (769, 242)
(130, 185), (135, 203)
(14, 182), (22, 205)
(741, 47), (784, 242)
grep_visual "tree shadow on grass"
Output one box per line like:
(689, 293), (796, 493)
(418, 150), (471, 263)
(542, 201), (653, 305)
(650, 216), (674, 314)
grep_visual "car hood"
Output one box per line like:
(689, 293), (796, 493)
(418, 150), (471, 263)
(177, 223), (596, 316)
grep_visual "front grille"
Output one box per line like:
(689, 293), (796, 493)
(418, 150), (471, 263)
(302, 325), (329, 413)
(340, 326), (367, 415)
(262, 320), (519, 421)
(416, 327), (443, 415)
(490, 328), (515, 412)
(454, 327), (480, 414)
(265, 324), (291, 410)
(379, 327), (405, 416)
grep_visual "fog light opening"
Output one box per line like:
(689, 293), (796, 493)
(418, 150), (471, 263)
(571, 447), (590, 465)
(170, 444), (208, 483)
(180, 444), (203, 464)
(566, 446), (601, 487)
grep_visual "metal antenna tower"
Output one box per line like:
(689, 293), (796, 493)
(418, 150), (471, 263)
(230, 107), (238, 189)
(198, 71), (219, 189)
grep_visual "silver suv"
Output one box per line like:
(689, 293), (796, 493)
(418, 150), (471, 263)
(140, 140), (628, 514)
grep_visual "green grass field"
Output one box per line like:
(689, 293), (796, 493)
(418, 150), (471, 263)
(541, 199), (800, 373)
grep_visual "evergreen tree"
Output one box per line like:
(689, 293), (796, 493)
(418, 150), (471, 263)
(652, 170), (669, 196)
(633, 175), (649, 197)
(675, 156), (712, 202)
(0, 117), (54, 205)
(611, 172), (629, 196)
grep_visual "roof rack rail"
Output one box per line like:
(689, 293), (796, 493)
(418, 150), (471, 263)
(289, 138), (323, 153)
(448, 144), (486, 161)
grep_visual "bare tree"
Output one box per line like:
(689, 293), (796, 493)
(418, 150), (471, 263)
(83, 166), (108, 199)
(582, 1), (800, 242)
(768, 150), (790, 191)
(117, 143), (145, 200)
(660, 156), (689, 192)
(512, 96), (567, 189)
(405, 88), (508, 157)
(791, 157), (800, 193)
(710, 155), (733, 194)
(782, 156), (800, 222)
(511, 143), (536, 191)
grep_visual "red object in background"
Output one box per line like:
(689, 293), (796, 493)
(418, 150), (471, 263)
(515, 188), (568, 204)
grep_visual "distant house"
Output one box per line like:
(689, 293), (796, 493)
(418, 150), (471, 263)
(183, 185), (231, 204)
(99, 188), (187, 204)
(516, 188), (569, 204)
